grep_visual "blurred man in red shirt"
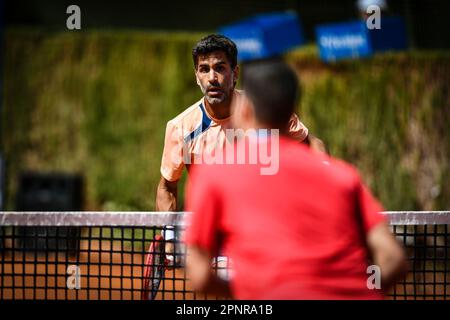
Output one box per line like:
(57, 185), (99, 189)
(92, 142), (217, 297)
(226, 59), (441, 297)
(184, 60), (407, 299)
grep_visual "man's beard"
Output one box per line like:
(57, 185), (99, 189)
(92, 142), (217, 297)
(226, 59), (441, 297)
(200, 78), (234, 105)
(204, 91), (228, 104)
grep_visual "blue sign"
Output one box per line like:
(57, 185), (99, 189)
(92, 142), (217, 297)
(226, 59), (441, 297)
(316, 16), (408, 62)
(219, 12), (305, 62)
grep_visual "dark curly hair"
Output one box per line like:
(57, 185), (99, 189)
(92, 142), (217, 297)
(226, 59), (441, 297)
(192, 34), (238, 69)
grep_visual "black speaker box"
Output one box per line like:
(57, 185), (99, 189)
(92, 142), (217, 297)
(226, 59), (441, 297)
(15, 172), (84, 255)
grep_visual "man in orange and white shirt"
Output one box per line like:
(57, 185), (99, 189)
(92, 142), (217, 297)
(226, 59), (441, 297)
(156, 34), (326, 261)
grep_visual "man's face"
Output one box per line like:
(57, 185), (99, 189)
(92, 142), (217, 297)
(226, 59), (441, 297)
(195, 51), (237, 105)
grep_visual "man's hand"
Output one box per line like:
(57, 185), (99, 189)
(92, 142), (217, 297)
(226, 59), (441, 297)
(367, 222), (409, 291)
(186, 246), (232, 298)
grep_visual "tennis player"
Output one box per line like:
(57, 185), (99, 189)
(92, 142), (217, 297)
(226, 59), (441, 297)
(184, 60), (408, 299)
(156, 34), (326, 263)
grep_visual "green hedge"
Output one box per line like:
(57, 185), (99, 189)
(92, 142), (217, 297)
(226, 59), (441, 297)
(3, 29), (450, 211)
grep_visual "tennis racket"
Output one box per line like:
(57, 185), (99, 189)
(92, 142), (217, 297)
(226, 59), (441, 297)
(142, 234), (168, 300)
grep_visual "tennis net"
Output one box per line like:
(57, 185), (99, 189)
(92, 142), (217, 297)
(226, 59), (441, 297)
(0, 211), (449, 300)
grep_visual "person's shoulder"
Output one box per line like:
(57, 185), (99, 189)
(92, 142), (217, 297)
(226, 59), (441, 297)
(328, 157), (360, 176)
(232, 89), (247, 104)
(319, 154), (363, 189)
(234, 89), (245, 96)
(167, 97), (204, 128)
(282, 138), (361, 183)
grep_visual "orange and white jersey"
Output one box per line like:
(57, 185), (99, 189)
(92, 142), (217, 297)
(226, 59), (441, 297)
(160, 90), (308, 182)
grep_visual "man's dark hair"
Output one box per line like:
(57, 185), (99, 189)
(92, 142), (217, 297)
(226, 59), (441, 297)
(242, 59), (300, 129)
(192, 34), (238, 69)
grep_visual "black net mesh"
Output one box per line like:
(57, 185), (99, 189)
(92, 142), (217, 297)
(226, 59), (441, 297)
(0, 211), (449, 300)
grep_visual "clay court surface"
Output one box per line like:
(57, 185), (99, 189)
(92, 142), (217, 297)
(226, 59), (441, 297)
(0, 238), (216, 300)
(1, 239), (448, 300)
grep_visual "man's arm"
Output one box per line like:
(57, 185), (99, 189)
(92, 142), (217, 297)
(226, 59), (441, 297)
(303, 133), (328, 154)
(366, 222), (409, 291)
(156, 176), (179, 262)
(155, 176), (178, 211)
(286, 114), (327, 154)
(157, 118), (184, 211)
(186, 245), (232, 298)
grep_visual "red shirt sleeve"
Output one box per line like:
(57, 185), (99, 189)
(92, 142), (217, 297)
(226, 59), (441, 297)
(184, 165), (223, 256)
(356, 178), (386, 233)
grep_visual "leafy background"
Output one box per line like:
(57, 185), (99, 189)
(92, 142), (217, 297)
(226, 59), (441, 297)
(3, 29), (449, 211)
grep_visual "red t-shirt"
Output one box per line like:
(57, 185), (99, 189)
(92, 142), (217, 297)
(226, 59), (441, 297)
(184, 136), (386, 300)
